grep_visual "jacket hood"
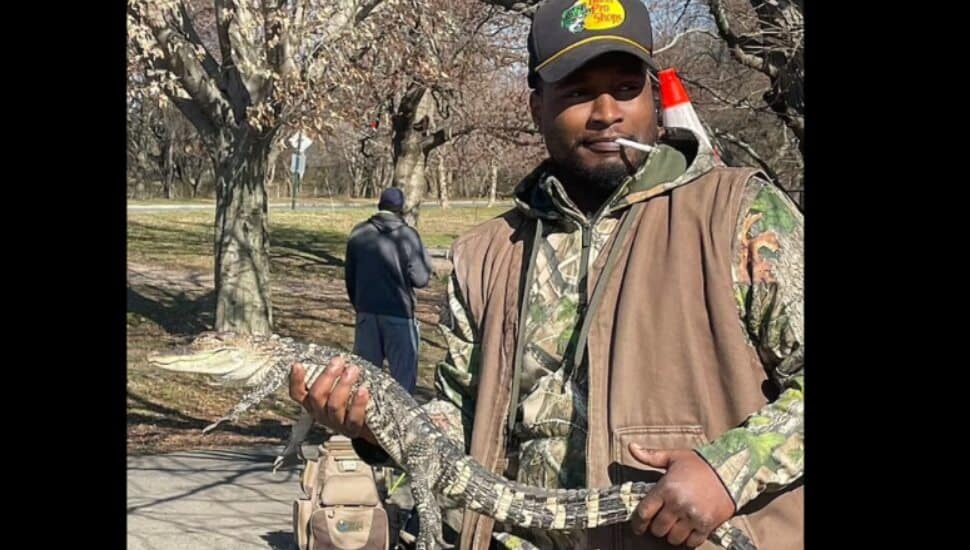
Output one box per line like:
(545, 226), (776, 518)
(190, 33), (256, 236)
(368, 211), (406, 233)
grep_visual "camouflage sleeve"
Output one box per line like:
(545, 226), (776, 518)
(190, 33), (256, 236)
(695, 178), (804, 511)
(420, 270), (482, 452)
(418, 271), (484, 534)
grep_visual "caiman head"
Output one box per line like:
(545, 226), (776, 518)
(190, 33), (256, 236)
(147, 331), (284, 379)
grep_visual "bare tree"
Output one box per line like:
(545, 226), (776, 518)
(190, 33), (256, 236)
(707, 0), (803, 152)
(645, 0), (803, 204)
(347, 1), (536, 225)
(128, 0), (403, 334)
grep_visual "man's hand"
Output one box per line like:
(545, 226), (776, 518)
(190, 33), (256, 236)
(288, 357), (378, 445)
(629, 444), (736, 548)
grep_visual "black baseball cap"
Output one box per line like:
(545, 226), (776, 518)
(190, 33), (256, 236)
(378, 187), (405, 213)
(528, 0), (659, 87)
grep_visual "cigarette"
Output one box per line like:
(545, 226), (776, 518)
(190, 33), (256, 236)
(614, 138), (655, 153)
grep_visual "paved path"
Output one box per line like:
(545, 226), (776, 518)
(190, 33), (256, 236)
(127, 445), (318, 550)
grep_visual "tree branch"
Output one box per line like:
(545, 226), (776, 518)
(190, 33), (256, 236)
(176, 2), (226, 90)
(709, 128), (778, 182)
(422, 123), (538, 152)
(450, 6), (496, 63)
(707, 0), (772, 76)
(213, 0), (235, 69)
(679, 74), (766, 112)
(654, 28), (718, 55)
(129, 2), (235, 133)
(478, 0), (541, 17)
(708, 0), (803, 150)
(307, 0), (382, 66)
(354, 0), (386, 24)
(171, 97), (220, 137)
(263, 0), (297, 80)
(673, 0), (692, 29)
(214, 0), (264, 107)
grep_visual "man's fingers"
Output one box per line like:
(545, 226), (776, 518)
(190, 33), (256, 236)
(649, 507), (678, 539)
(685, 530), (708, 548)
(629, 444), (672, 469)
(288, 363), (308, 403)
(344, 387), (370, 438)
(326, 365), (360, 426)
(631, 493), (663, 536)
(307, 357), (346, 413)
(666, 520), (693, 547)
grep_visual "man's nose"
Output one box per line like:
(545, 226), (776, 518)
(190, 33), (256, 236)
(589, 92), (622, 129)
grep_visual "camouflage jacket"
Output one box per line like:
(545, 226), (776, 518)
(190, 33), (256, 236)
(422, 129), (804, 549)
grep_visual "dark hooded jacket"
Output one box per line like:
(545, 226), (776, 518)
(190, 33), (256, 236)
(345, 211), (433, 318)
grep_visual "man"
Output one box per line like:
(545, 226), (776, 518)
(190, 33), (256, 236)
(291, 1), (803, 548)
(343, 186), (433, 393)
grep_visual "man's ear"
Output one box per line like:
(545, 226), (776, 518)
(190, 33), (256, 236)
(529, 90), (542, 132)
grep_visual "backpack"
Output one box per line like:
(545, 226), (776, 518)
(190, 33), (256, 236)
(292, 436), (395, 550)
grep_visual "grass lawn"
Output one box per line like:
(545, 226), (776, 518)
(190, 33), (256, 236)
(127, 205), (509, 455)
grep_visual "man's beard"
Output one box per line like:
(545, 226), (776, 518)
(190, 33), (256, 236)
(556, 152), (647, 197)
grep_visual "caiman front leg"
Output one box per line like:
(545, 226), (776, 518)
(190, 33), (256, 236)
(272, 410), (313, 472)
(202, 366), (290, 434)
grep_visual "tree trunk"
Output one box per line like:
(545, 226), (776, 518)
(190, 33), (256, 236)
(372, 162), (382, 198)
(349, 172), (358, 198)
(446, 169), (454, 208)
(371, 174), (381, 200)
(190, 171), (202, 198)
(437, 156), (449, 209)
(488, 163), (498, 207)
(162, 137), (175, 200)
(213, 133), (274, 335)
(350, 157), (364, 198)
(381, 158), (394, 190)
(392, 85), (436, 226)
(456, 167), (467, 198)
(267, 142), (281, 190)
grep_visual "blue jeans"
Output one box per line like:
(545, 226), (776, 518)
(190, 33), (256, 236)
(352, 312), (419, 393)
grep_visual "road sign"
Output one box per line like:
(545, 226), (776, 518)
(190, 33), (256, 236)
(289, 131), (313, 152)
(290, 152), (306, 177)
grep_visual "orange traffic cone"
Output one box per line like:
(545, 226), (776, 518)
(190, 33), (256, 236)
(658, 68), (724, 165)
